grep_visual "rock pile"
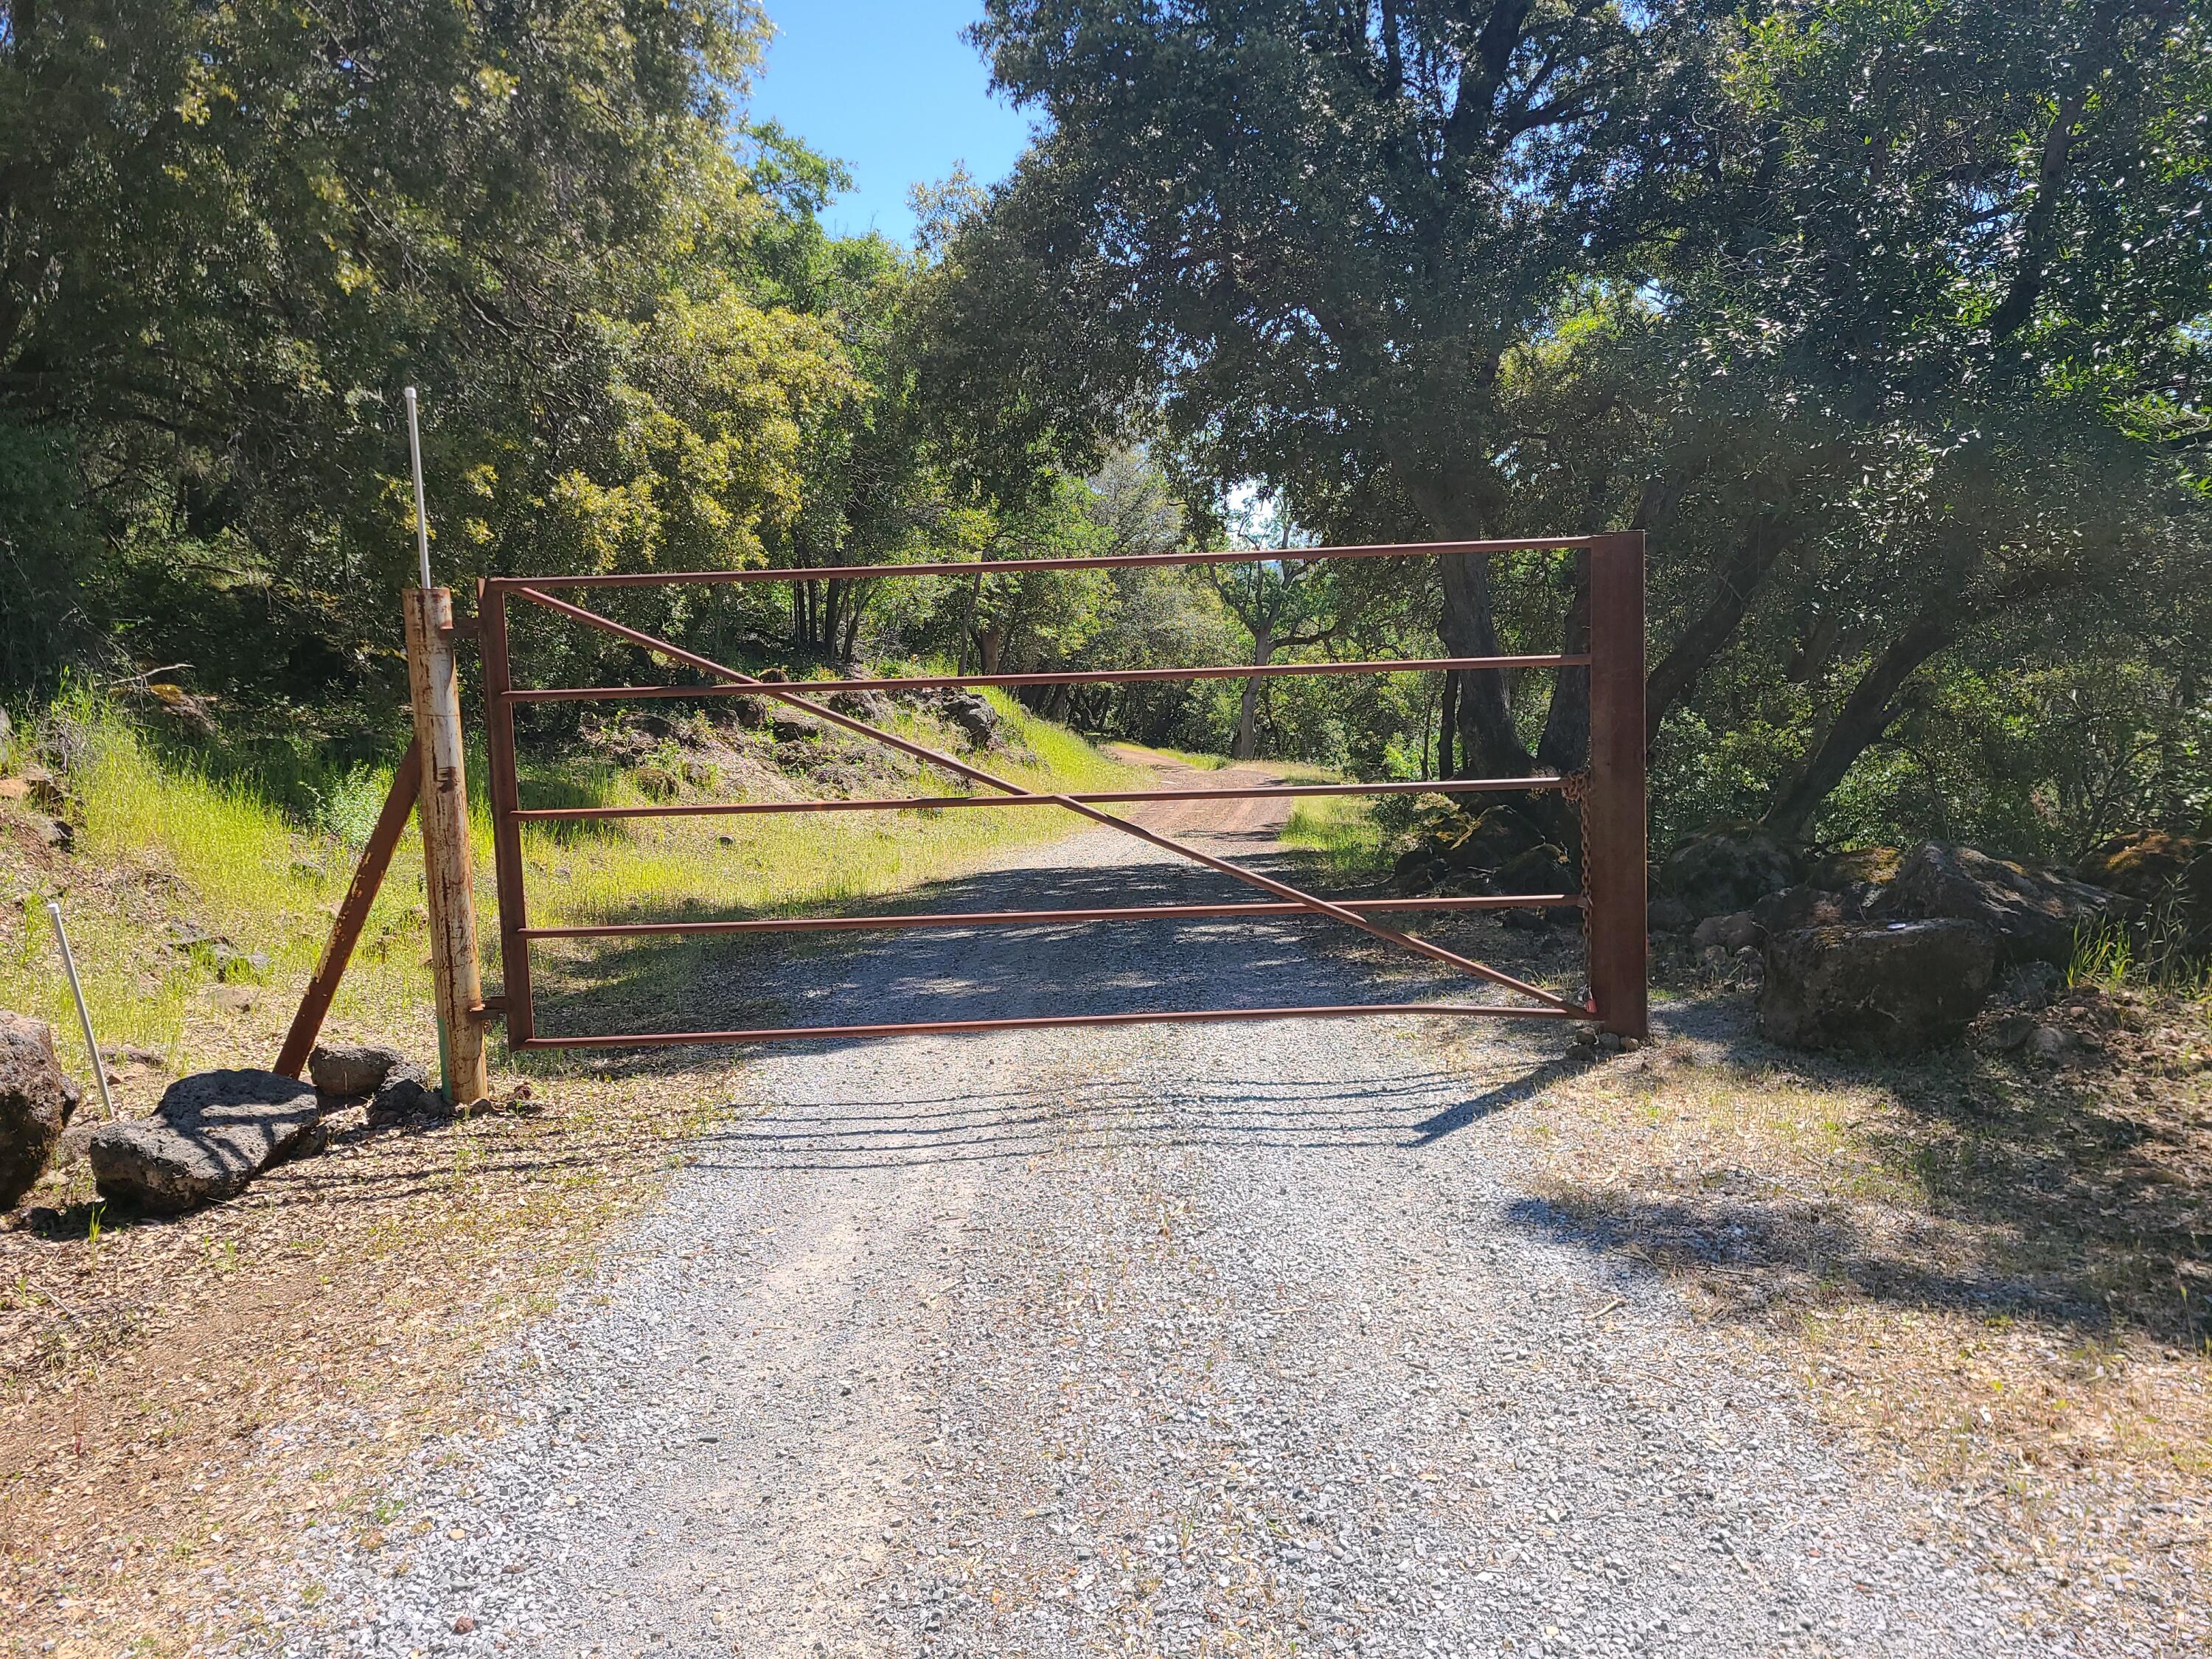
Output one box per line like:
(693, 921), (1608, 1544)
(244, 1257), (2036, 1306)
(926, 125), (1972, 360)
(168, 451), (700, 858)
(1391, 804), (1577, 921)
(310, 1042), (447, 1126)
(1643, 832), (2154, 1054)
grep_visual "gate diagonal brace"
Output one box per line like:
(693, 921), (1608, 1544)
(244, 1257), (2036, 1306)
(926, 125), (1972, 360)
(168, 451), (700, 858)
(504, 584), (1575, 1014)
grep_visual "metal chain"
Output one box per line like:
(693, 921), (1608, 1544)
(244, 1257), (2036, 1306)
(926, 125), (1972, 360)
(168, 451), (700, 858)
(1559, 769), (1596, 1008)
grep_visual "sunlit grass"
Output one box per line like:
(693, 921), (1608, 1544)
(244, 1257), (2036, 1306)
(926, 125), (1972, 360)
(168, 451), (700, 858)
(0, 689), (1144, 1078)
(523, 691), (1140, 928)
(1281, 792), (1391, 880)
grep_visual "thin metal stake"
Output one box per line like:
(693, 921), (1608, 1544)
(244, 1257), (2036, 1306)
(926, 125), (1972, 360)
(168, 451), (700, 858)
(404, 386), (433, 591)
(45, 900), (116, 1121)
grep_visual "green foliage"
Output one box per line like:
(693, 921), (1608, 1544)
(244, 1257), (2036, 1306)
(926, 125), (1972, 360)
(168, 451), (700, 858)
(944, 0), (2212, 851)
(7, 0), (2209, 869)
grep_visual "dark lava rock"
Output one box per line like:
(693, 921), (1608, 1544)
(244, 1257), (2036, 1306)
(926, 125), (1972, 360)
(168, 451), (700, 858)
(86, 1070), (323, 1214)
(1752, 883), (1869, 936)
(1, 1013), (80, 1210)
(1492, 842), (1573, 895)
(1874, 841), (2132, 967)
(1444, 805), (1548, 873)
(1806, 846), (1902, 890)
(1660, 828), (1804, 920)
(2076, 830), (2211, 943)
(308, 1042), (410, 1099)
(936, 690), (1006, 749)
(366, 1069), (450, 1127)
(1692, 910), (1761, 953)
(1759, 920), (1997, 1052)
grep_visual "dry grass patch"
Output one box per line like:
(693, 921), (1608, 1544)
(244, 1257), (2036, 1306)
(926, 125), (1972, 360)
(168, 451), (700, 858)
(1491, 992), (2212, 1649)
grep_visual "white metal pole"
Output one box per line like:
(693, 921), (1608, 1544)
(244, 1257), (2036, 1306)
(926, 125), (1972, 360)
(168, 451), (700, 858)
(45, 900), (116, 1121)
(404, 386), (434, 591)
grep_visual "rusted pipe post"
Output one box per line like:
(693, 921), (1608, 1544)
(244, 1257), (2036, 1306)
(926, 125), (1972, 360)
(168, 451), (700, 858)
(403, 588), (490, 1102)
(274, 738), (421, 1079)
(1584, 532), (1649, 1037)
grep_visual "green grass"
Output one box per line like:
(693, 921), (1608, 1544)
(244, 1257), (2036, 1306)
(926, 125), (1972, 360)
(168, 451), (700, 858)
(2068, 908), (2212, 997)
(1, 689), (1146, 1075)
(526, 691), (1138, 929)
(1280, 791), (1392, 880)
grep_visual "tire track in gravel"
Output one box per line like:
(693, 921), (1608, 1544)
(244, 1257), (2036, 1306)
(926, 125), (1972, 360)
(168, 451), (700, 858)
(257, 775), (2076, 1659)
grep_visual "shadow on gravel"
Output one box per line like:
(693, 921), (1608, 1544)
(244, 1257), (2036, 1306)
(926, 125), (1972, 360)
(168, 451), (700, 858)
(526, 835), (1586, 1069)
(680, 1053), (1554, 1170)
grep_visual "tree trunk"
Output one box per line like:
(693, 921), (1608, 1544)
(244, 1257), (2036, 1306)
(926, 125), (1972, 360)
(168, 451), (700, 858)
(1534, 553), (1590, 775)
(1437, 669), (1459, 779)
(838, 591), (864, 662)
(1761, 606), (1957, 843)
(956, 573), (982, 675)
(1644, 517), (1791, 745)
(1439, 550), (1534, 777)
(974, 621), (1005, 678)
(1231, 627), (1271, 759)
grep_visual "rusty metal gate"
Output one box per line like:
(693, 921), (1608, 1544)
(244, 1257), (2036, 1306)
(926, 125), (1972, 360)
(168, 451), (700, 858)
(467, 534), (1647, 1051)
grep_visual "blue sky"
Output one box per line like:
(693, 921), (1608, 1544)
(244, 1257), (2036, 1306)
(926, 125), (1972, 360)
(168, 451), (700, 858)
(746, 2), (1039, 245)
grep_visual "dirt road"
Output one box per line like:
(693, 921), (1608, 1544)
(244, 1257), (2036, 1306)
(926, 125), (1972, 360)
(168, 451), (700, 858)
(258, 771), (2059, 1658)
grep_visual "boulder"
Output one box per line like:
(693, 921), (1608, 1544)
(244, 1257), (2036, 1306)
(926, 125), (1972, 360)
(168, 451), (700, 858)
(86, 1070), (323, 1214)
(1874, 841), (2132, 967)
(1444, 805), (1547, 873)
(1, 1013), (81, 1210)
(1759, 920), (1997, 1052)
(1392, 847), (1439, 895)
(308, 1042), (409, 1098)
(1751, 883), (1868, 936)
(2076, 830), (2211, 942)
(1806, 846), (1902, 890)
(1492, 842), (1573, 895)
(1659, 828), (1804, 920)
(1692, 910), (1761, 953)
(936, 690), (1006, 749)
(1647, 896), (1694, 933)
(822, 688), (891, 723)
(366, 1069), (451, 1127)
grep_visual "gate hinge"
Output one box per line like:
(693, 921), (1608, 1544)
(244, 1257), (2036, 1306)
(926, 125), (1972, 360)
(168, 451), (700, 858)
(469, 996), (507, 1022)
(441, 616), (481, 644)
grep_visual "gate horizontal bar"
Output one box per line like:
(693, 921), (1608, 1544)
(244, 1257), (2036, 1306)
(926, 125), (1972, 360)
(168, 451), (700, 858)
(514, 776), (1566, 821)
(518, 894), (1583, 939)
(501, 654), (1586, 702)
(486, 535), (1596, 591)
(515, 1000), (1592, 1048)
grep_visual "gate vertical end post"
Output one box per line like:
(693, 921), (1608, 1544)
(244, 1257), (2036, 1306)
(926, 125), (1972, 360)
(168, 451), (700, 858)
(1585, 532), (1649, 1038)
(476, 580), (534, 1048)
(403, 587), (492, 1101)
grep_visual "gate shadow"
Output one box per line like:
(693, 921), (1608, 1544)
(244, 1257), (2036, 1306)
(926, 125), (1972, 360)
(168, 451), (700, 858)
(523, 838), (1582, 1065)
(675, 1046), (1579, 1174)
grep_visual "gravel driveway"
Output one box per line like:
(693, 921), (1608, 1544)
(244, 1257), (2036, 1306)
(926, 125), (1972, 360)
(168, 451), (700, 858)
(256, 789), (2067, 1659)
